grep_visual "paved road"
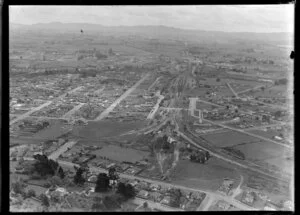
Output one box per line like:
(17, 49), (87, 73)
(95, 74), (150, 121)
(10, 86), (83, 125)
(226, 82), (239, 98)
(48, 140), (78, 160)
(57, 159), (255, 211)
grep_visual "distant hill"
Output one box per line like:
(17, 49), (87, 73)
(10, 22), (293, 46)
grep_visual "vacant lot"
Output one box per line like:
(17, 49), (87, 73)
(171, 158), (240, 191)
(233, 141), (293, 174)
(248, 129), (281, 139)
(73, 120), (147, 140)
(33, 120), (70, 140)
(201, 131), (261, 148)
(92, 144), (149, 163)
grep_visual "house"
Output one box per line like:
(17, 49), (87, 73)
(242, 192), (255, 205)
(160, 196), (171, 206)
(149, 192), (163, 202)
(137, 190), (149, 199)
(217, 201), (230, 210)
(179, 196), (189, 209)
(150, 184), (161, 191)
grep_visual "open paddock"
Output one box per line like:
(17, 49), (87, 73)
(171, 158), (240, 191)
(201, 131), (261, 148)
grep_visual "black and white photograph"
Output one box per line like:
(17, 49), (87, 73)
(8, 5), (294, 212)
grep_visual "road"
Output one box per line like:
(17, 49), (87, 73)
(226, 82), (239, 98)
(95, 74), (150, 121)
(133, 197), (182, 211)
(242, 122), (287, 131)
(57, 159), (256, 211)
(203, 118), (292, 149)
(175, 129), (283, 181)
(62, 103), (85, 118)
(10, 101), (53, 125)
(195, 98), (292, 149)
(10, 86), (83, 125)
(48, 140), (78, 160)
(147, 93), (164, 119)
(237, 84), (267, 95)
(148, 76), (161, 91)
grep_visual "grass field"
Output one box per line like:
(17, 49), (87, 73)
(171, 158), (240, 191)
(31, 120), (70, 140)
(201, 131), (261, 148)
(72, 120), (147, 140)
(91, 144), (149, 163)
(248, 129), (281, 139)
(232, 141), (293, 174)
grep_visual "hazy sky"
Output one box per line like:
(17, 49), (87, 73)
(10, 5), (294, 33)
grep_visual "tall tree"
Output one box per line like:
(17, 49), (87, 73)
(95, 173), (110, 192)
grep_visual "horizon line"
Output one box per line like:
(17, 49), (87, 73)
(10, 21), (294, 34)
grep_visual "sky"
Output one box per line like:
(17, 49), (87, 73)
(9, 5), (294, 33)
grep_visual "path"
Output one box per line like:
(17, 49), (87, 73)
(95, 74), (150, 121)
(231, 175), (244, 198)
(10, 86), (83, 125)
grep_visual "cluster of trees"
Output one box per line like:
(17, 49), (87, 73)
(73, 166), (86, 186)
(274, 78), (288, 85)
(190, 150), (210, 163)
(169, 188), (182, 208)
(222, 147), (245, 160)
(11, 180), (37, 200)
(33, 154), (65, 178)
(148, 135), (175, 155)
(95, 51), (108, 60)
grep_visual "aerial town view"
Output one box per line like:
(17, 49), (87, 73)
(9, 5), (294, 212)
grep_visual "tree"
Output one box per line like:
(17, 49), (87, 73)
(102, 195), (121, 211)
(95, 173), (110, 192)
(169, 188), (182, 208)
(95, 51), (107, 60)
(11, 181), (26, 195)
(39, 194), (50, 207)
(73, 167), (85, 186)
(117, 182), (136, 199)
(92, 197), (106, 211)
(108, 167), (118, 181)
(108, 48), (114, 56)
(27, 189), (36, 198)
